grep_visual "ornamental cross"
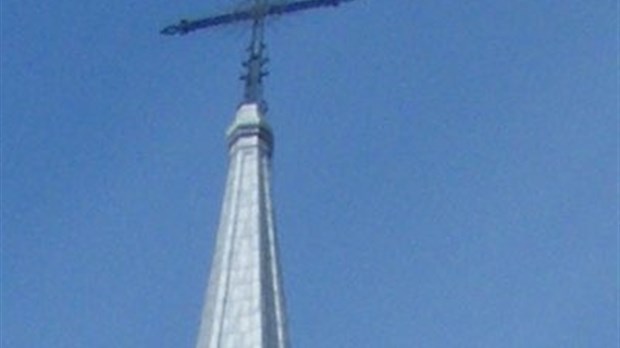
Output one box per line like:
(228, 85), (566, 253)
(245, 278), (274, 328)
(162, 0), (356, 107)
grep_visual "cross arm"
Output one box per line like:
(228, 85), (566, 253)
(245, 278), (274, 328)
(161, 0), (356, 36)
(160, 11), (254, 35)
(267, 0), (354, 16)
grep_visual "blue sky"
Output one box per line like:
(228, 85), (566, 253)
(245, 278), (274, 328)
(2, 0), (617, 347)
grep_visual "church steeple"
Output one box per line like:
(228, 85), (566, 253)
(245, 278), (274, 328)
(195, 103), (288, 348)
(161, 2), (358, 347)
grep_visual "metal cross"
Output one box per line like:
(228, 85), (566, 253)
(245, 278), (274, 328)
(161, 0), (356, 108)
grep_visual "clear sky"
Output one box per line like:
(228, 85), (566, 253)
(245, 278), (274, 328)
(1, 0), (617, 347)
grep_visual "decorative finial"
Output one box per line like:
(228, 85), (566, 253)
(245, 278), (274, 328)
(161, 0), (358, 112)
(240, 15), (269, 110)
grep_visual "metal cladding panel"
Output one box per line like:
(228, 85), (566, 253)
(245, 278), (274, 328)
(196, 104), (289, 348)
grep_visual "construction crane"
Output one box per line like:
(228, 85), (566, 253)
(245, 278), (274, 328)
(161, 0), (357, 107)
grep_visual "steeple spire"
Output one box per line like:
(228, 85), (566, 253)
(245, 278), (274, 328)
(160, 2), (358, 347)
(195, 104), (287, 348)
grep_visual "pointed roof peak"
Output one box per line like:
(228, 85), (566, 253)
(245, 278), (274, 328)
(226, 102), (274, 152)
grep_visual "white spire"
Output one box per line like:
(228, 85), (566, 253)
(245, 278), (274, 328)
(195, 103), (289, 348)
